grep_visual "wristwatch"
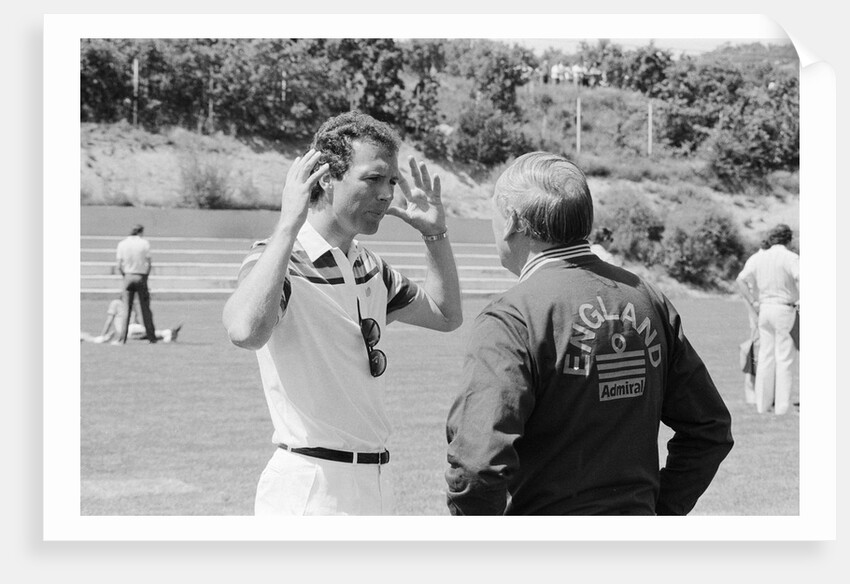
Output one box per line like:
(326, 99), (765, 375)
(422, 230), (448, 242)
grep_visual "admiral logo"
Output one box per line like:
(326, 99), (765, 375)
(563, 296), (662, 402)
(597, 350), (646, 401)
(599, 378), (645, 401)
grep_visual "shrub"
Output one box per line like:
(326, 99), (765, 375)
(706, 81), (799, 192)
(575, 154), (614, 178)
(230, 174), (268, 210)
(80, 181), (94, 205)
(661, 203), (746, 287)
(596, 191), (665, 266)
(766, 170), (799, 197)
(449, 102), (533, 170)
(415, 128), (449, 160)
(616, 159), (656, 182)
(179, 154), (234, 209)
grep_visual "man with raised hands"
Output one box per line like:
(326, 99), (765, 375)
(223, 111), (462, 515)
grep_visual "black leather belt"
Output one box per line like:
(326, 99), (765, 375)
(278, 443), (390, 465)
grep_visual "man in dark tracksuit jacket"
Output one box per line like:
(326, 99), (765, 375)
(445, 152), (733, 515)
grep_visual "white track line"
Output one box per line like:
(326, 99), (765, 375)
(80, 260), (242, 267)
(81, 236), (498, 249)
(79, 261), (508, 271)
(80, 249), (502, 260)
(81, 288), (507, 296)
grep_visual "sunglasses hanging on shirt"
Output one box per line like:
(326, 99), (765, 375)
(357, 298), (387, 377)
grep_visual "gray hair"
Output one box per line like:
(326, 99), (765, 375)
(494, 152), (593, 245)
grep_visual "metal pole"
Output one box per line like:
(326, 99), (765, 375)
(132, 58), (139, 126)
(576, 96), (582, 155)
(208, 67), (214, 133)
(647, 99), (653, 156)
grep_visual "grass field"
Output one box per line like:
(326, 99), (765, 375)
(79, 295), (799, 516)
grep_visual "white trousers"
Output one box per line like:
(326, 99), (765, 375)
(744, 367), (757, 405)
(254, 447), (395, 515)
(744, 311), (759, 405)
(755, 304), (797, 415)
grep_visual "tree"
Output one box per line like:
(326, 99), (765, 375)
(655, 57), (746, 152)
(450, 40), (534, 115)
(277, 39), (350, 138)
(133, 39), (175, 128)
(324, 39), (406, 126)
(80, 39), (134, 122)
(576, 39), (629, 87)
(625, 43), (674, 97)
(707, 73), (799, 190)
(403, 40), (448, 158)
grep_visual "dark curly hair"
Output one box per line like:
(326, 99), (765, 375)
(767, 224), (793, 246)
(308, 111), (400, 203)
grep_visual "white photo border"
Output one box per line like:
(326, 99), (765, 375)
(45, 13), (835, 541)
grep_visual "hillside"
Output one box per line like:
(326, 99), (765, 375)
(81, 121), (799, 244)
(81, 121), (801, 298)
(82, 121), (494, 217)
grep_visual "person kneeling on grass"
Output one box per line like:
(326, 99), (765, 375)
(81, 295), (182, 344)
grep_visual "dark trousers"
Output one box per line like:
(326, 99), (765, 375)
(119, 273), (157, 343)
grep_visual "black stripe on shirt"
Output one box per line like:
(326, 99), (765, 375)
(355, 265), (381, 285)
(291, 272), (346, 285)
(382, 260), (418, 314)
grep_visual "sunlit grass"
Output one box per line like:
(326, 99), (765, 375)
(80, 296), (798, 516)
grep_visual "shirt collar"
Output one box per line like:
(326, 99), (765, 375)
(298, 220), (361, 263)
(519, 240), (594, 283)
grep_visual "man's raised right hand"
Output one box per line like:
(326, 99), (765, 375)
(278, 149), (329, 233)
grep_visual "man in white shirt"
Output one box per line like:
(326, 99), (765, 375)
(222, 111), (463, 515)
(737, 238), (770, 405)
(736, 224), (800, 414)
(114, 224), (158, 344)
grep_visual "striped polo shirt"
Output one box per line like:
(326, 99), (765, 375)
(237, 221), (421, 453)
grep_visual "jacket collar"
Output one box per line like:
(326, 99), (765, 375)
(519, 241), (594, 283)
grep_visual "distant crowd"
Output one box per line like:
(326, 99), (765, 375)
(527, 60), (607, 88)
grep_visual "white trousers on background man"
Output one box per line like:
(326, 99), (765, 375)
(755, 303), (797, 415)
(744, 310), (759, 405)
